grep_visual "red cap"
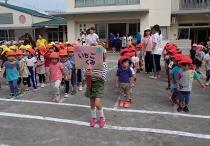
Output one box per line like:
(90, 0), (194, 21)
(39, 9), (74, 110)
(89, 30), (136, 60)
(15, 50), (23, 55)
(120, 48), (129, 55)
(59, 43), (66, 49)
(46, 44), (53, 50)
(119, 56), (129, 63)
(174, 54), (186, 61)
(124, 53), (133, 57)
(129, 46), (137, 52)
(27, 48), (35, 56)
(50, 52), (59, 58)
(169, 49), (178, 55)
(179, 56), (192, 64)
(36, 45), (46, 56)
(59, 49), (68, 56)
(6, 51), (16, 56)
(136, 43), (142, 48)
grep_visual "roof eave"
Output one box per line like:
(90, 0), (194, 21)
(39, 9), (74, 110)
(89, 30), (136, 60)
(171, 9), (210, 14)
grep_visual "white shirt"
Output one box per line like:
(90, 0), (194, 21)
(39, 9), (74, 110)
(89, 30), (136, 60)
(130, 67), (135, 75)
(86, 33), (99, 46)
(81, 34), (86, 42)
(204, 54), (210, 70)
(127, 36), (132, 45)
(25, 57), (37, 67)
(153, 33), (163, 55)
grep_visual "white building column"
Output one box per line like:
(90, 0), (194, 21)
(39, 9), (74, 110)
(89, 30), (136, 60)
(67, 15), (76, 42)
(140, 12), (149, 34)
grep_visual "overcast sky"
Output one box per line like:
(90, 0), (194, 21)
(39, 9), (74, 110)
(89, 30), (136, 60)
(7, 0), (66, 12)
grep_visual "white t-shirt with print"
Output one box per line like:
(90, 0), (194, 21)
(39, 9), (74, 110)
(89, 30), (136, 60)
(204, 53), (210, 70)
(86, 33), (99, 46)
(81, 34), (86, 42)
(25, 57), (37, 67)
(153, 33), (163, 55)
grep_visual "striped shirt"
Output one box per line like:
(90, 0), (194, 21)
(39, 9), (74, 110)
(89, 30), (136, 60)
(92, 62), (108, 82)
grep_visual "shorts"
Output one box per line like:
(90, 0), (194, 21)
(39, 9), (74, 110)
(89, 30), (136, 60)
(17, 77), (28, 85)
(84, 80), (104, 98)
(195, 59), (202, 67)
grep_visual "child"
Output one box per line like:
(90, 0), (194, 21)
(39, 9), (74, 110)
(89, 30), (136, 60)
(204, 48), (210, 86)
(25, 48), (38, 92)
(36, 46), (46, 88)
(16, 50), (30, 94)
(189, 43), (197, 66)
(85, 53), (108, 128)
(195, 45), (205, 74)
(1, 51), (21, 98)
(45, 45), (54, 77)
(47, 52), (66, 102)
(59, 50), (72, 98)
(170, 54), (185, 104)
(67, 47), (77, 95)
(166, 48), (178, 90)
(116, 56), (133, 108)
(176, 56), (205, 112)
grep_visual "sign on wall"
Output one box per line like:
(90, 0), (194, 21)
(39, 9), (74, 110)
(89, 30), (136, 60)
(73, 46), (103, 70)
(0, 13), (13, 24)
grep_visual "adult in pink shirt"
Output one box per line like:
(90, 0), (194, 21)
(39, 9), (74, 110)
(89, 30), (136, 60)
(142, 28), (153, 73)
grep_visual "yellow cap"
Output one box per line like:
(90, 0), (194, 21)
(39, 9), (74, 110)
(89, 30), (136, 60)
(19, 45), (26, 50)
(65, 41), (70, 45)
(25, 45), (32, 49)
(50, 42), (55, 45)
(1, 47), (10, 55)
(9, 45), (17, 50)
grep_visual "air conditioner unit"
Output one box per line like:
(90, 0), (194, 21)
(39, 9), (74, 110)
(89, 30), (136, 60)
(171, 17), (177, 24)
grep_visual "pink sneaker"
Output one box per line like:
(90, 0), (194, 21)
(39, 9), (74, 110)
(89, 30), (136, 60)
(32, 89), (38, 92)
(99, 117), (106, 128)
(90, 118), (97, 127)
(205, 81), (209, 86)
(41, 83), (45, 88)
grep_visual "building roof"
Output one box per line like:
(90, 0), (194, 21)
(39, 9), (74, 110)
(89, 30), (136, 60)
(32, 18), (67, 27)
(0, 2), (54, 19)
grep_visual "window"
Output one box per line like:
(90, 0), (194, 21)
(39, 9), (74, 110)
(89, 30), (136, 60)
(160, 27), (169, 40)
(96, 0), (105, 5)
(0, 30), (15, 41)
(75, 0), (84, 7)
(129, 0), (140, 4)
(85, 0), (94, 6)
(118, 0), (128, 5)
(178, 29), (189, 39)
(47, 26), (64, 42)
(0, 13), (13, 24)
(75, 0), (140, 7)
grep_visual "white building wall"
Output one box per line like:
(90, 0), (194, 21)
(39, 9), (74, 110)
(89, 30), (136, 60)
(14, 29), (33, 40)
(0, 6), (32, 28)
(32, 16), (51, 24)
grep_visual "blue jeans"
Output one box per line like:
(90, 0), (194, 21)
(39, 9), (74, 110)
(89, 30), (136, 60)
(9, 79), (18, 95)
(178, 91), (191, 105)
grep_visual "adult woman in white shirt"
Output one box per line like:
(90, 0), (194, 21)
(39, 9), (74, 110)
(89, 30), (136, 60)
(150, 25), (163, 79)
(86, 27), (100, 46)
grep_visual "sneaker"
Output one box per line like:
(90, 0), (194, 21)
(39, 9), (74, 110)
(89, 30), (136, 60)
(183, 106), (189, 113)
(41, 83), (45, 88)
(124, 101), (131, 108)
(60, 85), (64, 91)
(157, 75), (160, 78)
(82, 82), (86, 87)
(32, 89), (38, 92)
(15, 94), (20, 99)
(149, 76), (157, 79)
(23, 90), (30, 94)
(37, 83), (40, 87)
(177, 106), (183, 112)
(205, 81), (209, 86)
(18, 89), (22, 94)
(90, 118), (97, 127)
(78, 86), (82, 91)
(99, 117), (106, 128)
(64, 93), (69, 98)
(119, 101), (124, 107)
(8, 94), (14, 99)
(71, 89), (77, 95)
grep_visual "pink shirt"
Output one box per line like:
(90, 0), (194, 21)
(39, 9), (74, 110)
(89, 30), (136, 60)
(49, 62), (63, 82)
(142, 35), (153, 52)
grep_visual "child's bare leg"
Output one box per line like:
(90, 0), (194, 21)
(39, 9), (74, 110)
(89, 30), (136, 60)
(95, 98), (102, 110)
(90, 98), (96, 109)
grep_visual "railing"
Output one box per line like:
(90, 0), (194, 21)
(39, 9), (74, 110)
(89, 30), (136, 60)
(179, 0), (210, 10)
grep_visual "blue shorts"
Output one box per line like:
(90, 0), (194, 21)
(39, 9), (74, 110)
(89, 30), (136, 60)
(71, 70), (77, 85)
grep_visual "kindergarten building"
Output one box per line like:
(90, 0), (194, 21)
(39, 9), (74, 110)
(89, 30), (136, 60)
(0, 2), (67, 42)
(54, 0), (210, 49)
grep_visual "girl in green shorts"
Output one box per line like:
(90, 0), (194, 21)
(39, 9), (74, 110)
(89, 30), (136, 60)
(85, 53), (108, 128)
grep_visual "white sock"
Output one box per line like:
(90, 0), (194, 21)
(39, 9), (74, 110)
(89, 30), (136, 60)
(90, 108), (96, 118)
(99, 108), (104, 117)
